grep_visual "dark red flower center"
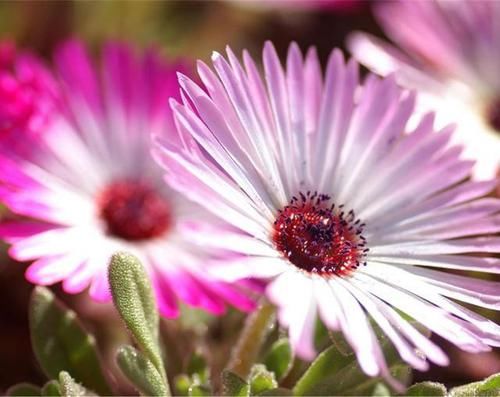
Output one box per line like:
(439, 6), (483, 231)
(486, 98), (500, 133)
(272, 192), (367, 277)
(97, 180), (171, 241)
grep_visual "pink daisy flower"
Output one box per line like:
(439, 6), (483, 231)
(348, 0), (500, 181)
(154, 42), (500, 386)
(0, 40), (255, 317)
(0, 40), (58, 155)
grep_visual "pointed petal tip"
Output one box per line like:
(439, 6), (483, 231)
(289, 41), (300, 52)
(211, 51), (222, 61)
(196, 59), (209, 73)
(263, 40), (277, 56)
(305, 46), (318, 59)
(224, 44), (236, 56)
(176, 71), (189, 84)
(169, 97), (182, 109)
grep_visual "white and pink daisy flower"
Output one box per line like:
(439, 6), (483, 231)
(0, 40), (255, 317)
(154, 42), (500, 386)
(348, 0), (500, 181)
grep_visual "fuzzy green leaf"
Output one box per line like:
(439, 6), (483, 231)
(58, 372), (92, 397)
(478, 373), (500, 393)
(41, 381), (61, 396)
(6, 383), (41, 396)
(250, 364), (278, 396)
(407, 381), (446, 396)
(450, 372), (500, 397)
(108, 252), (165, 378)
(221, 370), (250, 397)
(29, 287), (111, 395)
(116, 345), (169, 396)
(263, 339), (293, 381)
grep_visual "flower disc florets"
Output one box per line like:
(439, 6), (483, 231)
(97, 180), (171, 241)
(273, 192), (367, 277)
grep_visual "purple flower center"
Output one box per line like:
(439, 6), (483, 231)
(97, 180), (171, 241)
(272, 192), (367, 277)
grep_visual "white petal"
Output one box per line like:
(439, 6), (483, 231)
(354, 273), (491, 353)
(341, 280), (429, 371)
(209, 256), (288, 282)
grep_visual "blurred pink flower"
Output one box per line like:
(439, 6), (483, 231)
(230, 0), (361, 12)
(154, 41), (500, 388)
(348, 0), (500, 180)
(0, 40), (255, 317)
(0, 40), (58, 155)
(0, 41), (15, 68)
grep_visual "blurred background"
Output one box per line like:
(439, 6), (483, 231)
(0, 0), (498, 394)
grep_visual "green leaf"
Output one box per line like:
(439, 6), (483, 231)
(450, 372), (500, 397)
(263, 339), (293, 381)
(175, 374), (191, 396)
(116, 345), (169, 396)
(228, 300), (276, 378)
(342, 364), (410, 397)
(343, 364), (410, 396)
(108, 252), (165, 379)
(187, 350), (208, 383)
(221, 370), (250, 397)
(314, 319), (330, 351)
(178, 305), (213, 331)
(259, 388), (293, 396)
(407, 381), (446, 396)
(371, 383), (391, 396)
(41, 381), (61, 396)
(29, 287), (111, 395)
(328, 330), (352, 357)
(58, 372), (92, 397)
(293, 329), (409, 396)
(250, 364), (278, 396)
(6, 383), (41, 396)
(292, 345), (353, 396)
(188, 384), (211, 397)
(478, 373), (500, 393)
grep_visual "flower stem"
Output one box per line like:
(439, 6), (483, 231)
(227, 299), (276, 379)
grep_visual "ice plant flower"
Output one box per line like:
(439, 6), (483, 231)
(348, 0), (500, 181)
(0, 40), (58, 155)
(0, 40), (255, 317)
(154, 42), (500, 386)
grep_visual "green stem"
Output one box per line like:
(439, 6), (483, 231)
(227, 299), (276, 379)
